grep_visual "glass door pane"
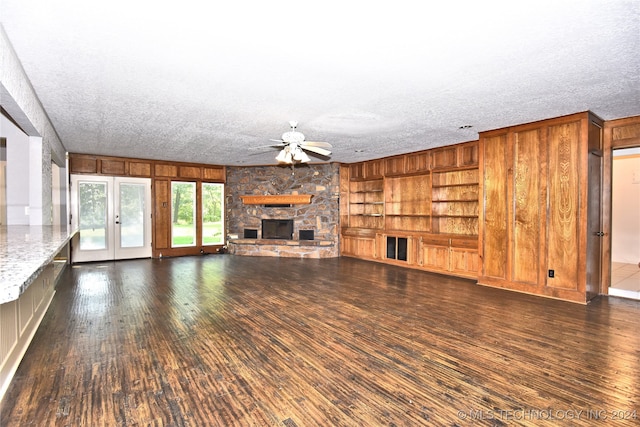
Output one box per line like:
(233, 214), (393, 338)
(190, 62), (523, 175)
(119, 182), (145, 248)
(171, 182), (196, 247)
(202, 183), (224, 245)
(78, 181), (108, 250)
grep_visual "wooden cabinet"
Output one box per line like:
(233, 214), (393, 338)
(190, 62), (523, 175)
(418, 235), (450, 273)
(478, 112), (603, 303)
(449, 238), (480, 278)
(348, 179), (384, 229)
(341, 229), (377, 259)
(418, 235), (478, 279)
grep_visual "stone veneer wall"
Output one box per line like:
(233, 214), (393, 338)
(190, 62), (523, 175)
(225, 163), (340, 258)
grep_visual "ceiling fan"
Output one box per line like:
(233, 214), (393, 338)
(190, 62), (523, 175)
(269, 121), (332, 165)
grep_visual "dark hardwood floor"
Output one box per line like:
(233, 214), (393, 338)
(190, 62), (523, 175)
(1, 255), (639, 426)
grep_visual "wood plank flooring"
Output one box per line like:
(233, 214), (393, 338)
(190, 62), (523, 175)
(1, 255), (639, 426)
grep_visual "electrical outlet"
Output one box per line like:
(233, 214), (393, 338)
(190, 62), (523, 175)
(548, 269), (555, 278)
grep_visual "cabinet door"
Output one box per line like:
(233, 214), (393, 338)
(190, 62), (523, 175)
(480, 133), (509, 280)
(450, 248), (479, 277)
(342, 236), (376, 258)
(420, 243), (450, 272)
(511, 129), (542, 285)
(546, 121), (581, 291)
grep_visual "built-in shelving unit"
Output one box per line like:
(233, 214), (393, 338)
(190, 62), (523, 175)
(431, 168), (479, 235)
(348, 179), (384, 229)
(384, 174), (431, 232)
(341, 140), (480, 279)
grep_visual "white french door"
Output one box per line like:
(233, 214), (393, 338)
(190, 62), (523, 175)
(70, 175), (152, 262)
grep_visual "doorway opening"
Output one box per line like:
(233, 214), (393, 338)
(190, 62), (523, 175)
(70, 175), (152, 262)
(609, 147), (640, 300)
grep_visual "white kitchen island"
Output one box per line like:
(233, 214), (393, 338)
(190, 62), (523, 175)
(0, 225), (76, 401)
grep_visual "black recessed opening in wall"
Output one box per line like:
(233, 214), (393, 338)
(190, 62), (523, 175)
(299, 230), (314, 240)
(262, 219), (294, 239)
(243, 228), (258, 239)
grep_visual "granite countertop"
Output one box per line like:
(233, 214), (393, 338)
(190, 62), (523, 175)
(0, 225), (76, 304)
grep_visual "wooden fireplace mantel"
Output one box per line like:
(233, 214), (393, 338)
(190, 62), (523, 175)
(240, 194), (313, 205)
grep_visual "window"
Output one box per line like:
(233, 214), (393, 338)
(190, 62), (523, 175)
(78, 181), (108, 250)
(171, 182), (196, 247)
(202, 183), (224, 245)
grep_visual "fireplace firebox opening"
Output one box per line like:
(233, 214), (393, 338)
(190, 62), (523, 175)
(262, 219), (294, 240)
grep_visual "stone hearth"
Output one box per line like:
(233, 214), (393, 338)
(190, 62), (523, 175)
(225, 163), (340, 258)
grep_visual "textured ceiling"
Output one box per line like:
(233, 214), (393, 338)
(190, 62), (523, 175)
(1, 0), (639, 166)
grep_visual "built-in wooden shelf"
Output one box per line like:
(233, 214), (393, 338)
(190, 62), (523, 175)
(240, 194), (313, 205)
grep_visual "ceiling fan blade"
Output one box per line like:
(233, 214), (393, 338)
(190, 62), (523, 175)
(269, 139), (285, 143)
(249, 143), (286, 150)
(302, 141), (332, 148)
(301, 146), (332, 156)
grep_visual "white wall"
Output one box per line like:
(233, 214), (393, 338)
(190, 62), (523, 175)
(612, 148), (640, 264)
(51, 162), (67, 226)
(2, 115), (30, 224)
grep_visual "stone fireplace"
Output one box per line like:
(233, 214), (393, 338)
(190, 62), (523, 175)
(225, 163), (340, 258)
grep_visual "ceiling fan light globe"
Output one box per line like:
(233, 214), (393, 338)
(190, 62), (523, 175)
(296, 150), (311, 163)
(275, 150), (288, 163)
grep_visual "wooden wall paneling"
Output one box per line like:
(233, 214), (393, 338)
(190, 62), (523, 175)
(405, 151), (430, 173)
(129, 161), (152, 177)
(545, 121), (581, 291)
(349, 163), (365, 181)
(179, 166), (202, 179)
(480, 133), (509, 280)
(431, 146), (457, 170)
(364, 160), (383, 179)
(203, 167), (225, 181)
(100, 159), (126, 176)
(458, 141), (479, 167)
(511, 129), (542, 286)
(384, 156), (406, 176)
(153, 179), (171, 252)
(610, 116), (640, 148)
(69, 155), (98, 174)
(155, 164), (178, 178)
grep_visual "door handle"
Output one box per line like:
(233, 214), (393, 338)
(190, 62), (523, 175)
(594, 232), (605, 236)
